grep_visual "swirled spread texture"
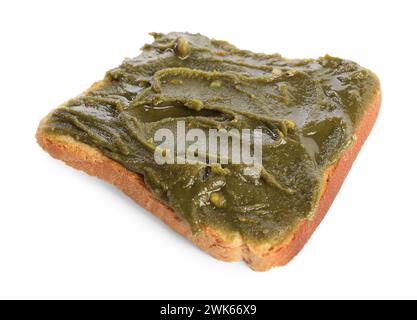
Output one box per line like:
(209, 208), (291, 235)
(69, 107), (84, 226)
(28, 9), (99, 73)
(43, 32), (379, 242)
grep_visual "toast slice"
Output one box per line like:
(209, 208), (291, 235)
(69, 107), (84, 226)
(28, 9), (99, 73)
(37, 33), (381, 271)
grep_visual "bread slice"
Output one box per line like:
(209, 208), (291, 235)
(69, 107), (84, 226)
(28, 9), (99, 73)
(36, 32), (381, 271)
(36, 79), (381, 271)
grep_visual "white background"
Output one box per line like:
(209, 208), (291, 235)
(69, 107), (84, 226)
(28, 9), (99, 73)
(1, 0), (416, 300)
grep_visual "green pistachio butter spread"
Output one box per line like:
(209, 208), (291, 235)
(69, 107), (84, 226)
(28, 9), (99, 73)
(43, 32), (379, 242)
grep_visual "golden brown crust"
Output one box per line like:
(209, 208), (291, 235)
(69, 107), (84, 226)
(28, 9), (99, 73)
(36, 90), (381, 271)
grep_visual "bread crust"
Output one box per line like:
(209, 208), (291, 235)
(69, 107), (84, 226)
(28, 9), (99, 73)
(36, 90), (381, 271)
